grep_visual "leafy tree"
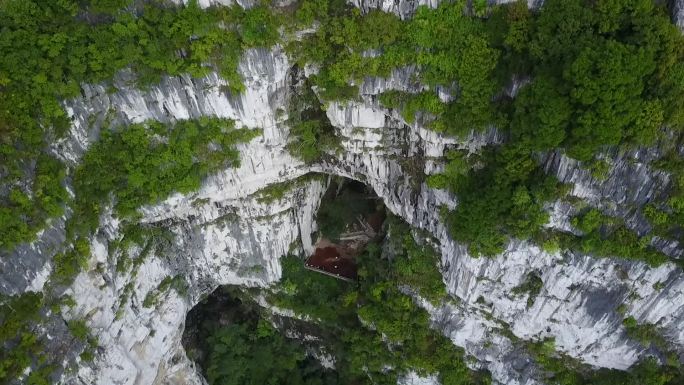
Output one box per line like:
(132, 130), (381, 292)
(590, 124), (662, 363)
(564, 40), (655, 160)
(286, 77), (340, 163)
(509, 76), (570, 151)
(442, 145), (557, 256)
(206, 323), (302, 385)
(0, 292), (45, 382)
(69, 118), (258, 236)
(268, 216), (488, 385)
(559, 209), (670, 266)
(88, 0), (131, 13)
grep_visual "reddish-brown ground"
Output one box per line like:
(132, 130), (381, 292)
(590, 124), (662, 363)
(305, 245), (357, 281)
(305, 205), (385, 282)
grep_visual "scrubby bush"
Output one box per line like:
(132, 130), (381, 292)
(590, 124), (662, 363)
(511, 272), (543, 308)
(69, 118), (258, 238)
(562, 209), (669, 267)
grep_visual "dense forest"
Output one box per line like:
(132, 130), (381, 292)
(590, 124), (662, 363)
(1, 0), (684, 384)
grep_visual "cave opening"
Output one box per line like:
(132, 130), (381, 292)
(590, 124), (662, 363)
(306, 177), (386, 281)
(182, 176), (387, 385)
(182, 285), (343, 385)
(181, 176), (473, 385)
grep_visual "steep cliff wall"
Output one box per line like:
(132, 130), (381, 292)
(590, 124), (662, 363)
(2, 2), (684, 385)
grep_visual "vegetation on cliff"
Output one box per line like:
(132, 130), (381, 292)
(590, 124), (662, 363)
(191, 215), (488, 385)
(0, 0), (279, 251)
(287, 0), (684, 265)
(2, 0), (684, 383)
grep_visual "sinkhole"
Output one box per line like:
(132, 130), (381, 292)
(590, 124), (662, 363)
(183, 176), (386, 384)
(181, 176), (471, 385)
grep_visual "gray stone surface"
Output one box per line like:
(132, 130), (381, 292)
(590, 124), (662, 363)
(3, 2), (684, 385)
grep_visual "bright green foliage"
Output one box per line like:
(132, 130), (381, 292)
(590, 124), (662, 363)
(649, 151), (684, 247)
(87, 0), (132, 14)
(0, 155), (68, 251)
(509, 76), (570, 151)
(286, 78), (340, 163)
(393, 234), (447, 304)
(52, 118), (257, 288)
(291, 1), (500, 133)
(113, 222), (175, 256)
(237, 5), (280, 48)
(205, 318), (339, 385)
(588, 159), (611, 180)
(357, 281), (430, 343)
(486, 0), (533, 83)
(288, 0), (684, 264)
(290, 5), (405, 99)
(67, 320), (90, 341)
(52, 238), (91, 285)
(70, 118), (258, 237)
(2, 1), (684, 381)
(378, 91), (445, 124)
(571, 208), (604, 234)
(0, 0), (280, 252)
(1, 293), (100, 383)
(254, 174), (325, 204)
(427, 150), (477, 191)
(472, 0), (489, 18)
(385, 217), (447, 304)
(0, 292), (46, 382)
(563, 40), (656, 160)
(644, 204), (670, 229)
(293, 0), (329, 27)
(143, 275), (189, 308)
(271, 255), (353, 323)
(561, 209), (669, 266)
(408, 3), (502, 135)
(622, 317), (670, 351)
(442, 146), (559, 256)
(67, 318), (98, 364)
(524, 0), (684, 160)
(425, 0), (684, 261)
(526, 337), (682, 385)
(526, 338), (584, 385)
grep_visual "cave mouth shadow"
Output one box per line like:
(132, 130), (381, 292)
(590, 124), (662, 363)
(181, 176), (387, 384)
(306, 176), (386, 282)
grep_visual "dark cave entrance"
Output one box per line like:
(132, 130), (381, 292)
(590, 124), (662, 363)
(306, 177), (386, 281)
(180, 175), (481, 385)
(181, 286), (343, 385)
(182, 176), (388, 385)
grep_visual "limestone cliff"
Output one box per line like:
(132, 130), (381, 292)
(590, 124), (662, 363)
(1, 1), (683, 385)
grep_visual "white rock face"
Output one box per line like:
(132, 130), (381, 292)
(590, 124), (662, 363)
(51, 46), (684, 385)
(68, 179), (326, 385)
(55, 46), (323, 385)
(4, 4), (683, 385)
(674, 0), (684, 30)
(170, 0), (254, 9)
(350, 0), (542, 20)
(350, 0), (442, 19)
(398, 371), (440, 385)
